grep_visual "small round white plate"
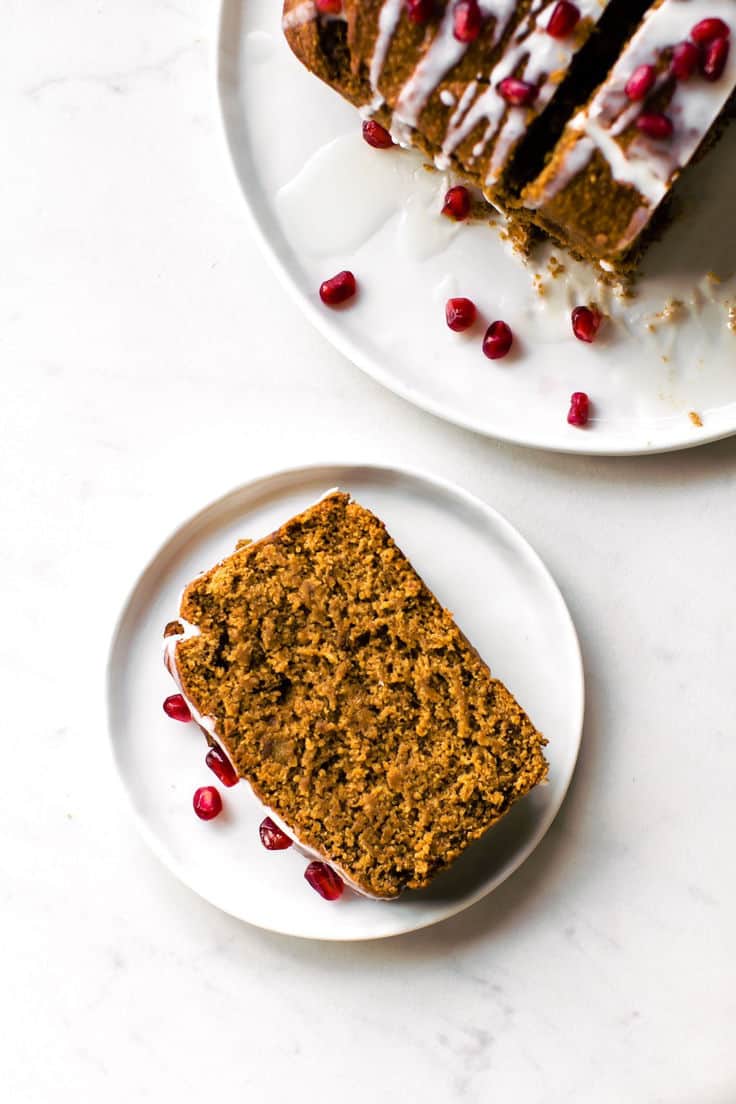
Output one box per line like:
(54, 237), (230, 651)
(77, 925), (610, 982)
(107, 464), (583, 940)
(216, 0), (736, 454)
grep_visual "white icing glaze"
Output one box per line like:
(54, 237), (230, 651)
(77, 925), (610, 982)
(164, 490), (394, 902)
(282, 0), (347, 31)
(288, 0), (612, 185)
(369, 0), (405, 110)
(389, 0), (517, 146)
(437, 77), (479, 166)
(361, 0), (614, 178)
(281, 0), (317, 31)
(526, 0), (736, 251)
(439, 0), (611, 185)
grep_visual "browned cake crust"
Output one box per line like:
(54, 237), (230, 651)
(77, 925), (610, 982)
(168, 492), (548, 898)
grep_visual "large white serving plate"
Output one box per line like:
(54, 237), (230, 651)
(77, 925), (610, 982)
(216, 0), (736, 454)
(107, 464), (583, 940)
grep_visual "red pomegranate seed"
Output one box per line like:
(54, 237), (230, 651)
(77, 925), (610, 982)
(567, 391), (590, 427)
(546, 1), (580, 38)
(406, 0), (433, 23)
(635, 112), (673, 139)
(497, 77), (538, 105)
(163, 693), (191, 722)
(362, 119), (394, 148)
(319, 270), (356, 306)
(445, 297), (477, 331)
(441, 184), (471, 220)
(691, 17), (730, 45)
(205, 745), (239, 787)
(193, 786), (222, 821)
(625, 63), (656, 101)
(304, 861), (344, 900)
(259, 816), (293, 851)
(571, 305), (601, 343)
(701, 36), (730, 80)
(671, 40), (700, 80)
(315, 0), (342, 12)
(453, 0), (482, 43)
(482, 320), (513, 359)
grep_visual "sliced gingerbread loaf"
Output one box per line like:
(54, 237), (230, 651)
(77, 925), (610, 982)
(281, 0), (626, 214)
(282, 1), (735, 270)
(166, 492), (548, 898)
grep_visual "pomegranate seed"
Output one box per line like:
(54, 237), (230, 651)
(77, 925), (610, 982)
(701, 36), (730, 80)
(304, 861), (344, 900)
(406, 0), (433, 23)
(625, 64), (656, 101)
(671, 40), (700, 80)
(546, 1), (580, 38)
(259, 816), (293, 851)
(691, 17), (730, 45)
(482, 320), (513, 359)
(205, 745), (239, 787)
(163, 693), (191, 722)
(497, 76), (538, 105)
(571, 305), (601, 343)
(445, 297), (477, 331)
(362, 119), (394, 148)
(453, 0), (482, 43)
(319, 270), (356, 306)
(635, 112), (673, 139)
(315, 0), (342, 12)
(567, 391), (590, 427)
(193, 786), (222, 821)
(441, 184), (471, 220)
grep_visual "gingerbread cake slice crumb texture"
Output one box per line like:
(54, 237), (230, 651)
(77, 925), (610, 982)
(166, 492), (548, 899)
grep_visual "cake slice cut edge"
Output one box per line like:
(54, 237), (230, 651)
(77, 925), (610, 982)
(164, 490), (548, 899)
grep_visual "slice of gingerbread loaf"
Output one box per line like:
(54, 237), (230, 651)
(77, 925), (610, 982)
(281, 0), (626, 214)
(520, 0), (736, 270)
(165, 491), (548, 899)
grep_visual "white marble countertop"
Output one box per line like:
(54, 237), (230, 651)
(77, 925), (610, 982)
(4, 2), (735, 1101)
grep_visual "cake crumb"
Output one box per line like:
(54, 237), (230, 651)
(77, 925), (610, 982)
(170, 492), (548, 899)
(547, 255), (565, 278)
(235, 538), (253, 551)
(689, 411), (703, 428)
(707, 271), (722, 285)
(727, 303), (736, 333)
(650, 299), (685, 329)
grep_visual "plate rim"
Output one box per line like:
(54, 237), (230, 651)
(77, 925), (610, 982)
(106, 460), (585, 940)
(213, 0), (736, 458)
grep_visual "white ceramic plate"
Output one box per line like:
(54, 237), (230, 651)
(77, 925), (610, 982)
(107, 464), (583, 940)
(216, 0), (736, 455)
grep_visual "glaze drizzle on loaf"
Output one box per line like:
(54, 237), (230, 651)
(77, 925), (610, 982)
(283, 0), (613, 200)
(282, 0), (736, 267)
